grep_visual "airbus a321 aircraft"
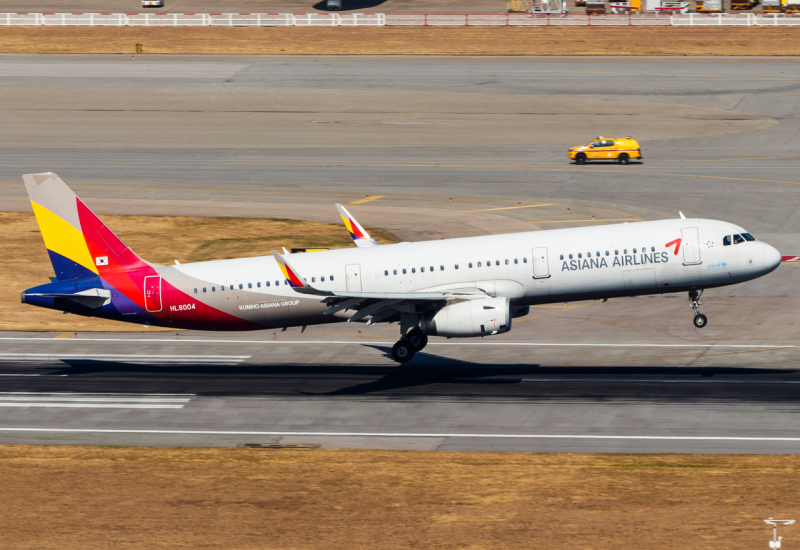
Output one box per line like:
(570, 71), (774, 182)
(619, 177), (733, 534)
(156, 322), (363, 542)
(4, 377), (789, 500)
(20, 173), (782, 363)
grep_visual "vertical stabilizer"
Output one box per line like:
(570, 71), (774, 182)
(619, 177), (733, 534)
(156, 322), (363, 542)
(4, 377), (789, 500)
(23, 172), (150, 281)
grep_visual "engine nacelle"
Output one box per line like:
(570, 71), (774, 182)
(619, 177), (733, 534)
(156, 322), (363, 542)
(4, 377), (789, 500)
(424, 297), (511, 338)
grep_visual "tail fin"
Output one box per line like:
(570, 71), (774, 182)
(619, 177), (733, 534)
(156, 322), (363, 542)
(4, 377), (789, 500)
(335, 204), (380, 248)
(23, 172), (150, 281)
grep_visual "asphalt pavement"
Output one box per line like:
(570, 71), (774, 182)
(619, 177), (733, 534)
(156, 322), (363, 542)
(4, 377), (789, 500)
(1, 55), (799, 452)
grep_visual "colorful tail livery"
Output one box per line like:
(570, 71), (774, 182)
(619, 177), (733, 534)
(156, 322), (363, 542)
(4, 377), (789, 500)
(335, 204), (380, 248)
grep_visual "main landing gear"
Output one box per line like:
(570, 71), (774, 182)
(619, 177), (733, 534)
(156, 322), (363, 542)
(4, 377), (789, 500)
(391, 326), (428, 364)
(689, 289), (707, 328)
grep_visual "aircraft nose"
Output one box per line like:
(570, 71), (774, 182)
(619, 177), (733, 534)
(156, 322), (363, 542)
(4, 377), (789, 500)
(763, 243), (781, 272)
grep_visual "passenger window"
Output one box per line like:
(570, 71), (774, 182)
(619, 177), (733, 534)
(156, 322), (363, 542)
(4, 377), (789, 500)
(496, 260), (500, 266)
(193, 288), (197, 293)
(221, 285), (225, 292)
(505, 259), (509, 265)
(478, 262), (482, 267)
(624, 249), (628, 254)
(733, 234), (745, 244)
(743, 233), (755, 241)
(203, 287), (207, 292)
(559, 255), (563, 260)
(431, 266), (435, 272)
(440, 265), (444, 271)
(469, 263), (473, 268)
(523, 258), (527, 263)
(411, 268), (416, 273)
(723, 235), (731, 246)
(284, 280), (288, 285)
(633, 248), (637, 253)
(615, 250), (619, 255)
(212, 286), (216, 292)
(384, 270), (389, 276)
(455, 264), (458, 269)
(578, 254), (582, 259)
(421, 267), (425, 273)
(275, 280), (280, 286)
(393, 269), (398, 275)
(330, 275), (334, 281)
(605, 251), (609, 256)
(311, 277), (316, 283)
(403, 268), (407, 274)
(321, 276), (325, 282)
(266, 281), (270, 287)
(257, 282), (261, 288)
(248, 283), (252, 288)
(569, 254), (573, 259)
(595, 252), (600, 257)
(237, 284), (241, 289)
(515, 259), (519, 264)
(651, 247), (655, 252)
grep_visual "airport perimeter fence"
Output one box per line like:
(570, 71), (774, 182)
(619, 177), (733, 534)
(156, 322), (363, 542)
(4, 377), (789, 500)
(1, 11), (799, 26)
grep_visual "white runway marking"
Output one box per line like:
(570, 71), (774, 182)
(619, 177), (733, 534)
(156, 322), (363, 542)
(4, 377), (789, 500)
(0, 394), (191, 409)
(0, 353), (250, 364)
(0, 428), (797, 442)
(0, 338), (792, 349)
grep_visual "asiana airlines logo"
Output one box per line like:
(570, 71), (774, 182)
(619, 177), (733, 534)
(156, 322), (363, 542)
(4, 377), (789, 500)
(560, 238), (681, 273)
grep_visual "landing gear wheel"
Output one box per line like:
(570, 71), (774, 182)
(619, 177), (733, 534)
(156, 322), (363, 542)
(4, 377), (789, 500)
(391, 340), (415, 363)
(693, 314), (708, 328)
(405, 328), (428, 351)
(575, 153), (587, 165)
(618, 153), (629, 165)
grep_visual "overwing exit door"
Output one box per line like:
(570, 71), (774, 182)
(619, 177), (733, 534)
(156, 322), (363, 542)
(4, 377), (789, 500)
(681, 227), (702, 265)
(144, 276), (162, 312)
(345, 264), (362, 292)
(532, 247), (550, 278)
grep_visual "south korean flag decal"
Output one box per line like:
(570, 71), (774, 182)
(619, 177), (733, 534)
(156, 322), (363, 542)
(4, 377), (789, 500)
(95, 256), (109, 266)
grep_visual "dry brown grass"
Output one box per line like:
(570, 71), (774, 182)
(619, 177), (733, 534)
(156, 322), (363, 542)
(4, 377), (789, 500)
(1, 445), (798, 549)
(1, 212), (397, 332)
(1, 26), (800, 55)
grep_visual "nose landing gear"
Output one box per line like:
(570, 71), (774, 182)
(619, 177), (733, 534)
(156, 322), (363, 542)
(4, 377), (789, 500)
(689, 289), (707, 328)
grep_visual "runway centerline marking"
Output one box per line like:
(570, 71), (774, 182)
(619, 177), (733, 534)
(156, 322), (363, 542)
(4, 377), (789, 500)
(554, 347), (794, 366)
(0, 428), (798, 442)
(468, 203), (554, 212)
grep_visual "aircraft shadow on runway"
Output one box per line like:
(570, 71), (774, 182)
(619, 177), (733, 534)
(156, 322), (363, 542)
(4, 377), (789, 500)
(312, 0), (388, 11)
(17, 343), (797, 401)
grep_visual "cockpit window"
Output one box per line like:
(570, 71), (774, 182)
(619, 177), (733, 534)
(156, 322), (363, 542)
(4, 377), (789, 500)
(742, 233), (755, 241)
(733, 234), (746, 244)
(723, 235), (731, 246)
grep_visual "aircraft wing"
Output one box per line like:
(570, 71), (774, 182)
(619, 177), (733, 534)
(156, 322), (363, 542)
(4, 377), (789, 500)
(271, 250), (483, 325)
(335, 204), (381, 248)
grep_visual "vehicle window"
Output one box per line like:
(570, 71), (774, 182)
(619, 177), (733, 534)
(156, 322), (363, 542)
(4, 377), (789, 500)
(221, 285), (225, 292)
(569, 254), (573, 259)
(590, 141), (602, 148)
(193, 288), (197, 293)
(431, 266), (435, 272)
(402, 268), (407, 274)
(624, 249), (628, 254)
(440, 265), (444, 271)
(578, 253), (582, 259)
(469, 263), (473, 268)
(477, 262), (482, 267)
(723, 235), (731, 246)
(651, 247), (655, 252)
(284, 280), (288, 285)
(384, 270), (389, 276)
(603, 140), (614, 147)
(615, 250), (619, 255)
(266, 281), (270, 287)
(505, 259), (509, 265)
(311, 277), (315, 283)
(515, 259), (519, 264)
(733, 234), (745, 244)
(212, 286), (216, 292)
(330, 275), (334, 281)
(411, 268), (416, 273)
(523, 258), (528, 263)
(257, 282), (261, 288)
(605, 251), (610, 256)
(393, 269), (398, 275)
(275, 280), (280, 286)
(248, 283), (252, 288)
(421, 266), (425, 272)
(496, 260), (500, 266)
(633, 248), (637, 253)
(203, 287), (207, 292)
(743, 233), (756, 241)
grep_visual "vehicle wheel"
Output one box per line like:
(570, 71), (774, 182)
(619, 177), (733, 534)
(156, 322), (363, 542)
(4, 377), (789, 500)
(693, 314), (708, 329)
(405, 328), (428, 352)
(618, 153), (629, 165)
(391, 340), (415, 363)
(575, 153), (587, 165)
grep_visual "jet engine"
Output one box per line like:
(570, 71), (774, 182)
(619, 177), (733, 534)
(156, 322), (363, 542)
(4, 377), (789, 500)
(424, 297), (511, 338)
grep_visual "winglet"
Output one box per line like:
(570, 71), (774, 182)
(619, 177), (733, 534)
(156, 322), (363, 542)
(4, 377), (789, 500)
(271, 250), (331, 296)
(335, 204), (380, 248)
(679, 211), (686, 219)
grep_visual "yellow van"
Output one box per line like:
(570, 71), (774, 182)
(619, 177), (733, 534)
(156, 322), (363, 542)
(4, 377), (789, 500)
(568, 136), (642, 165)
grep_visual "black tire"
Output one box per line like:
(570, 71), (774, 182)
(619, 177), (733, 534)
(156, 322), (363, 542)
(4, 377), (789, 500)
(405, 328), (428, 352)
(693, 314), (708, 329)
(575, 153), (587, 165)
(391, 340), (415, 363)
(618, 153), (629, 165)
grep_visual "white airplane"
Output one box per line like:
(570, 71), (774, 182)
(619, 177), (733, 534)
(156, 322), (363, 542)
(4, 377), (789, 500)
(21, 172), (781, 363)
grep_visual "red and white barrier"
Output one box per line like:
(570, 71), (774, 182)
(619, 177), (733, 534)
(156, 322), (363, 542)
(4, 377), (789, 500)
(0, 12), (796, 26)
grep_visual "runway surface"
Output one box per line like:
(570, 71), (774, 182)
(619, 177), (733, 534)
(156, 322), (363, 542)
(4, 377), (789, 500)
(1, 55), (799, 452)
